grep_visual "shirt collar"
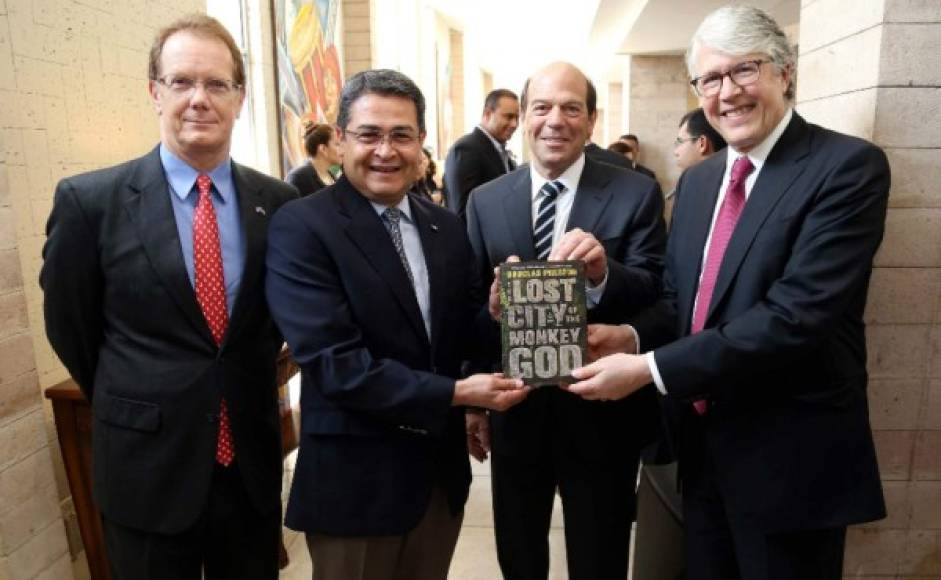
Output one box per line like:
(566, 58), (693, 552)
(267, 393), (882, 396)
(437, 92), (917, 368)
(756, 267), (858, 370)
(369, 195), (413, 223)
(726, 107), (793, 172)
(477, 125), (506, 151)
(160, 144), (235, 203)
(529, 153), (586, 201)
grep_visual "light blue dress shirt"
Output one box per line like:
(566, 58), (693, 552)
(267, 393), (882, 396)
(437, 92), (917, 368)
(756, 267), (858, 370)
(370, 196), (432, 338)
(160, 145), (245, 316)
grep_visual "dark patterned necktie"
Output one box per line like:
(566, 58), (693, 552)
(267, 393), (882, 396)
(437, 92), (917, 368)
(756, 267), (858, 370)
(193, 174), (234, 466)
(382, 207), (415, 288)
(533, 180), (564, 260)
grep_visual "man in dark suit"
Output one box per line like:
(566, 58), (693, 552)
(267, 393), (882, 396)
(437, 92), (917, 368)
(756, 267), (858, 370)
(569, 6), (887, 579)
(265, 69), (528, 580)
(619, 133), (658, 181)
(40, 14), (297, 579)
(465, 62), (666, 580)
(444, 88), (520, 219)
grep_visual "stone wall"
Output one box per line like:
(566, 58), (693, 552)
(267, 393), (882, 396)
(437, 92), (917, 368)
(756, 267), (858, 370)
(0, 0), (205, 575)
(342, 0), (372, 78)
(796, 0), (941, 577)
(627, 54), (689, 194)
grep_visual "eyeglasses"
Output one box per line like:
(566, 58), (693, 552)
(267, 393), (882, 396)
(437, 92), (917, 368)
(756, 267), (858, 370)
(156, 76), (242, 98)
(689, 60), (769, 98)
(343, 128), (419, 147)
(674, 136), (699, 147)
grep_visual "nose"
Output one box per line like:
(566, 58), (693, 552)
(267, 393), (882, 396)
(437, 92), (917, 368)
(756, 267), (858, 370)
(718, 74), (743, 100)
(373, 138), (395, 157)
(546, 105), (564, 126)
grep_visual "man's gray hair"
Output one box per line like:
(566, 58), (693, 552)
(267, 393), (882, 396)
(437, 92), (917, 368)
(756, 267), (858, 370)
(337, 69), (426, 133)
(686, 5), (796, 100)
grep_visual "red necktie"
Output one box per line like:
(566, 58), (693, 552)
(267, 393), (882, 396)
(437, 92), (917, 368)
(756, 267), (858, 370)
(690, 156), (755, 414)
(193, 174), (235, 466)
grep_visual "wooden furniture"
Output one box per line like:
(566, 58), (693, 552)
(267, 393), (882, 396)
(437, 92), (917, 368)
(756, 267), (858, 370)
(45, 349), (299, 580)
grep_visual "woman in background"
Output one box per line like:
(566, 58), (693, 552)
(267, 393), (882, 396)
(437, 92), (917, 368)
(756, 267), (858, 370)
(410, 147), (443, 204)
(285, 122), (341, 196)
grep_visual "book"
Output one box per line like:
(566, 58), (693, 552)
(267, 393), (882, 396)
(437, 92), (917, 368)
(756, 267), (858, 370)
(500, 261), (588, 386)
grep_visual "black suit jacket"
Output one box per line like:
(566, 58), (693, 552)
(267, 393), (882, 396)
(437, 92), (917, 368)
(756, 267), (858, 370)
(466, 157), (666, 457)
(285, 161), (329, 197)
(444, 127), (511, 219)
(266, 178), (480, 536)
(632, 113), (888, 532)
(41, 147), (298, 534)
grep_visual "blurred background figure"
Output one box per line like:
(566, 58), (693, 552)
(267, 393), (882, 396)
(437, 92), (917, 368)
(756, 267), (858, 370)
(618, 133), (657, 180)
(285, 122), (341, 196)
(665, 107), (727, 221)
(673, 107), (726, 172)
(411, 147), (444, 204)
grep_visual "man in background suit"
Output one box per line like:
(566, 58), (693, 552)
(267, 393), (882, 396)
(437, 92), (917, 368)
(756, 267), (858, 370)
(570, 6), (887, 579)
(665, 107), (728, 221)
(444, 88), (520, 219)
(584, 139), (634, 171)
(465, 62), (666, 580)
(619, 133), (658, 181)
(41, 14), (297, 579)
(265, 69), (528, 580)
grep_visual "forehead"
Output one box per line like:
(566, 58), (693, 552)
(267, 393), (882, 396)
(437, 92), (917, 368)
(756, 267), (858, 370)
(527, 68), (587, 104)
(160, 31), (234, 73)
(495, 96), (519, 112)
(695, 45), (765, 73)
(347, 93), (419, 128)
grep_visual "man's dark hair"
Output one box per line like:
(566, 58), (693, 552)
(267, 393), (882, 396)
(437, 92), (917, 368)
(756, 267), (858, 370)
(607, 141), (631, 155)
(520, 73), (597, 116)
(483, 89), (518, 113)
(679, 108), (727, 151)
(620, 134), (638, 144)
(336, 69), (426, 133)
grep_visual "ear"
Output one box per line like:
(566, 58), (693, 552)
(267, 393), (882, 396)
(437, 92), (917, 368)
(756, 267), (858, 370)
(148, 80), (162, 115)
(235, 86), (246, 119)
(586, 110), (598, 136)
(696, 135), (709, 155)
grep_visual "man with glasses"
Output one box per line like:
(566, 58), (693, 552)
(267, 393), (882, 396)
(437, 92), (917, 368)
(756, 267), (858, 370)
(41, 14), (298, 579)
(567, 5), (888, 578)
(265, 69), (528, 580)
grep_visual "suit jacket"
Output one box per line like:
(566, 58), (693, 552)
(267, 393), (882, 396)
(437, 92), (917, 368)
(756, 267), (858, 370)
(466, 157), (666, 457)
(633, 162), (657, 181)
(40, 147), (298, 534)
(632, 113), (888, 532)
(266, 178), (480, 536)
(584, 142), (633, 171)
(444, 127), (512, 219)
(285, 161), (330, 197)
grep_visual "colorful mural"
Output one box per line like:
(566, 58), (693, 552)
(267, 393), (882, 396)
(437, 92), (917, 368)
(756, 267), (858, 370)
(272, 0), (343, 176)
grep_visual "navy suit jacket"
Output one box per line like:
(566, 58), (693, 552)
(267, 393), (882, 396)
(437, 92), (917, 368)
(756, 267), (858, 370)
(632, 113), (888, 532)
(266, 177), (480, 535)
(41, 147), (297, 534)
(444, 127), (511, 219)
(466, 157), (666, 458)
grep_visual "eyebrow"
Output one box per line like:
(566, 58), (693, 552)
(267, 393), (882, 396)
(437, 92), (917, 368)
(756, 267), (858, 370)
(349, 124), (417, 132)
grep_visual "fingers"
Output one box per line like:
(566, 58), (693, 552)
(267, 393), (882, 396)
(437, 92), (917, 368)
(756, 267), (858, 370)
(570, 359), (602, 381)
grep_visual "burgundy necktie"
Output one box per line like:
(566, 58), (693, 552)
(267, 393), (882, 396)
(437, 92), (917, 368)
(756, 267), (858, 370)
(690, 156), (755, 414)
(193, 174), (235, 466)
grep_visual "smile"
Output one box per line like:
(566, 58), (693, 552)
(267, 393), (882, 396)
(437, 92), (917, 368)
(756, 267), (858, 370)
(720, 104), (755, 118)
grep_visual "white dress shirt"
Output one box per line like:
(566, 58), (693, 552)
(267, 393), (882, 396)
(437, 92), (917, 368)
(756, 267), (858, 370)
(645, 108), (793, 394)
(528, 154), (606, 306)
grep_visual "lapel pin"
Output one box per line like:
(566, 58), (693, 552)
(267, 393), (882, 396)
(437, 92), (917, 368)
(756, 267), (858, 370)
(255, 206), (266, 216)
(430, 223), (439, 231)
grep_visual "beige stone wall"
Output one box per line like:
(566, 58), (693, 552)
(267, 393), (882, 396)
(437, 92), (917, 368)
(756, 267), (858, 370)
(343, 0), (372, 78)
(0, 0), (205, 573)
(627, 55), (689, 194)
(796, 0), (941, 577)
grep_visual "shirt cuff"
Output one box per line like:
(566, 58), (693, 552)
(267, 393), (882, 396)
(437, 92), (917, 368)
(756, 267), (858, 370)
(585, 269), (608, 308)
(645, 351), (667, 395)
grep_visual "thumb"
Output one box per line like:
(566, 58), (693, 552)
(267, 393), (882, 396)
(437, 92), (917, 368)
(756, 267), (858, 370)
(570, 359), (602, 380)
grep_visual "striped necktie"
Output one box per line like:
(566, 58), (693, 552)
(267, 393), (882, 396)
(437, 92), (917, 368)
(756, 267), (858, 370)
(533, 180), (564, 260)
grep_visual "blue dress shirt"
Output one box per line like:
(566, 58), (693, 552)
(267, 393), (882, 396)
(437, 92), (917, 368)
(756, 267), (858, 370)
(160, 145), (245, 316)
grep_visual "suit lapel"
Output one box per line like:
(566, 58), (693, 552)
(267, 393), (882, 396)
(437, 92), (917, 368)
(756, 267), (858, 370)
(223, 162), (267, 347)
(340, 181), (429, 344)
(124, 148), (215, 344)
(502, 170), (536, 260)
(566, 158), (614, 233)
(706, 114), (811, 324)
